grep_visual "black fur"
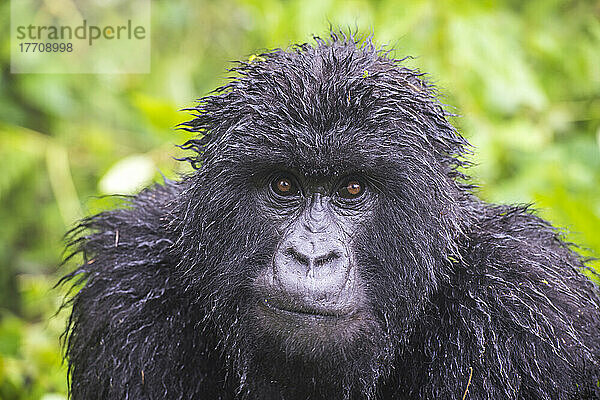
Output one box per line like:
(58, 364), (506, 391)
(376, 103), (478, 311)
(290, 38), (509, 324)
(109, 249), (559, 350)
(61, 33), (600, 399)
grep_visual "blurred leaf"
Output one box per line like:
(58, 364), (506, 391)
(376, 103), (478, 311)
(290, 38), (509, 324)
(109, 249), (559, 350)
(132, 93), (188, 135)
(41, 394), (67, 400)
(0, 125), (47, 199)
(98, 154), (156, 195)
(0, 314), (22, 357)
(46, 144), (82, 227)
(448, 13), (547, 114)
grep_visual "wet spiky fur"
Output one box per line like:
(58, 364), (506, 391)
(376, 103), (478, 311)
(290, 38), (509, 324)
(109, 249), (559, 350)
(61, 32), (600, 399)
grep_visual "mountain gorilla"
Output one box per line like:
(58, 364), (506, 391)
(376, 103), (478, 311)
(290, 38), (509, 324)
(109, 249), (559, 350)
(62, 33), (600, 399)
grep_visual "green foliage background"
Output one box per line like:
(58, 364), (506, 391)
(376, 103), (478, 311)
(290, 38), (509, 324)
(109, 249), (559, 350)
(0, 1), (599, 398)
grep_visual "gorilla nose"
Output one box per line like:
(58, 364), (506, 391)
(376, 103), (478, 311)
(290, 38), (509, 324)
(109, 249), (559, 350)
(273, 234), (352, 304)
(286, 247), (342, 278)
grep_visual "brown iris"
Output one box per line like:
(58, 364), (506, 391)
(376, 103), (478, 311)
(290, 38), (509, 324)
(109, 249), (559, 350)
(272, 176), (297, 196)
(338, 179), (364, 199)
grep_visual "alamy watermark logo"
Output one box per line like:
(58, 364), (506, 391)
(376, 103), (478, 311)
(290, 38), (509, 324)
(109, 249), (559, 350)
(11, 0), (151, 73)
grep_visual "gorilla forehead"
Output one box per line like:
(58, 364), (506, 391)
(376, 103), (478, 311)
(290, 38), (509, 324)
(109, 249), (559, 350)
(222, 123), (397, 178)
(182, 34), (469, 177)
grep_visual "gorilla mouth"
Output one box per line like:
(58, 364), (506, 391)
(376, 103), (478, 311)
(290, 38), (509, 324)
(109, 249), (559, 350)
(257, 295), (371, 345)
(261, 297), (354, 319)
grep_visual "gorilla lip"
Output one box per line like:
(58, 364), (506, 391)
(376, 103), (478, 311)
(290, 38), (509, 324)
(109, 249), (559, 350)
(255, 266), (362, 321)
(260, 297), (355, 320)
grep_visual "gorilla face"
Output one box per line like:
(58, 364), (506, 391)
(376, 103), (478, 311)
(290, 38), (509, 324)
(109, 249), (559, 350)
(254, 170), (375, 344)
(202, 144), (399, 397)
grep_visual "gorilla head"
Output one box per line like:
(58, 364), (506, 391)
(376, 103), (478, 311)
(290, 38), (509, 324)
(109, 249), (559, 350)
(63, 32), (600, 400)
(173, 32), (471, 395)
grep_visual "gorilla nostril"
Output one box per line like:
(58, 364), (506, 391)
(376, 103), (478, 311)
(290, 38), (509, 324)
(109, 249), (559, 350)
(286, 247), (309, 266)
(315, 251), (341, 267)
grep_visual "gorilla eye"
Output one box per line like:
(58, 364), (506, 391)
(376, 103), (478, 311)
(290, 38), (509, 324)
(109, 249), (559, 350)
(338, 179), (364, 199)
(271, 176), (299, 197)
